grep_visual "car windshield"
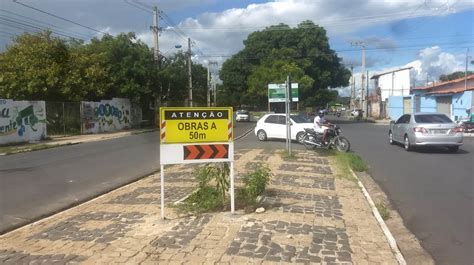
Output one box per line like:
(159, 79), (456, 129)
(290, 115), (310, 123)
(414, 114), (452, 123)
(237, 110), (249, 114)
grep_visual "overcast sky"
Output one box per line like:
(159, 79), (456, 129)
(1, 0), (473, 96)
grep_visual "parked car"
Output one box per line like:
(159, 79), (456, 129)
(235, 109), (250, 122)
(255, 114), (313, 143)
(388, 113), (463, 152)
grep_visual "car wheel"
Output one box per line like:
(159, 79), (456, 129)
(447, 146), (459, 153)
(389, 131), (394, 145)
(296, 132), (305, 144)
(404, 135), (412, 151)
(257, 130), (267, 141)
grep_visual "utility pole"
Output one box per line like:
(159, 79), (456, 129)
(350, 65), (354, 110)
(366, 70), (369, 118)
(187, 38), (193, 107)
(207, 63), (211, 107)
(465, 48), (470, 90)
(151, 6), (160, 62)
(207, 61), (218, 107)
(361, 46), (366, 117)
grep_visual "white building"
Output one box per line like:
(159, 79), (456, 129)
(371, 67), (412, 102)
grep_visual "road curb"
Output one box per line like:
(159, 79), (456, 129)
(349, 168), (407, 265)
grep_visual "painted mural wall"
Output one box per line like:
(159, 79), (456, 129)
(0, 99), (47, 145)
(81, 98), (132, 134)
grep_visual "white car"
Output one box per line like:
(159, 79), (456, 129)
(235, 110), (250, 122)
(254, 114), (314, 143)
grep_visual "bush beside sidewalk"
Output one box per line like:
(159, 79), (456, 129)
(0, 128), (157, 156)
(0, 149), (405, 264)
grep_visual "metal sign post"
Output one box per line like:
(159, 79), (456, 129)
(159, 107), (234, 219)
(287, 76), (292, 156)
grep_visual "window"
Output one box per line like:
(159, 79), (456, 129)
(264, 115), (279, 124)
(277, 116), (286, 125)
(396, 115), (409, 124)
(414, 114), (452, 124)
(290, 115), (310, 123)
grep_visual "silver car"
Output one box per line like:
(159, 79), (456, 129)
(389, 113), (463, 152)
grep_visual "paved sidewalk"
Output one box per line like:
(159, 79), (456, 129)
(0, 149), (398, 264)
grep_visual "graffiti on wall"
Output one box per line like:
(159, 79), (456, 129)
(81, 98), (132, 134)
(0, 99), (47, 144)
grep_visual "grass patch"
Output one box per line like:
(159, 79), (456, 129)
(375, 202), (391, 220)
(0, 143), (69, 155)
(278, 150), (297, 161)
(330, 151), (368, 181)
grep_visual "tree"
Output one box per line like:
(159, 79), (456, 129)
(439, 71), (473, 82)
(219, 21), (351, 108)
(0, 31), (70, 101)
(158, 52), (208, 106)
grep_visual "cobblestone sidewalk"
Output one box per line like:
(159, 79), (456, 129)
(0, 149), (398, 264)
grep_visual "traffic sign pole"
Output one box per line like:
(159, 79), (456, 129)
(230, 161), (235, 213)
(160, 164), (165, 220)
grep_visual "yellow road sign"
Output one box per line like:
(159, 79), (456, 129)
(160, 107), (233, 144)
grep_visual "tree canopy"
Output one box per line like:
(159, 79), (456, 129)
(439, 71), (473, 82)
(0, 31), (209, 110)
(219, 21), (351, 108)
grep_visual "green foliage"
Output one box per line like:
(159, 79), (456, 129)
(219, 20), (351, 108)
(439, 71), (473, 82)
(196, 163), (230, 202)
(335, 152), (368, 173)
(0, 31), (208, 110)
(375, 202), (391, 220)
(237, 164), (272, 206)
(176, 163), (230, 214)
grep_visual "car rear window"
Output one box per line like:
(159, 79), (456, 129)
(414, 114), (452, 123)
(237, 110), (249, 114)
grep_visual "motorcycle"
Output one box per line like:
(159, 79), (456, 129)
(336, 111), (341, 117)
(302, 125), (350, 152)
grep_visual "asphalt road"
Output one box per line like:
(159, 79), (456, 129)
(0, 122), (256, 233)
(335, 120), (473, 265)
(238, 117), (473, 264)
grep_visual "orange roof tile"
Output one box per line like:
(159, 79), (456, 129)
(413, 74), (474, 91)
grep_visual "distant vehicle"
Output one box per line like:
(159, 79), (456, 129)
(255, 114), (313, 143)
(351, 109), (361, 116)
(235, 109), (250, 122)
(388, 113), (463, 152)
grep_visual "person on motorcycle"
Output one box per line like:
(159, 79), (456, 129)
(314, 111), (333, 144)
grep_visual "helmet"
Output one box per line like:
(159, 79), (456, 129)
(318, 111), (325, 117)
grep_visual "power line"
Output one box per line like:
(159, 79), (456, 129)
(13, 0), (107, 35)
(0, 9), (93, 39)
(0, 14), (86, 40)
(123, 0), (152, 14)
(0, 16), (83, 40)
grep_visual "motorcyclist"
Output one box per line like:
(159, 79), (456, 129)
(314, 111), (333, 144)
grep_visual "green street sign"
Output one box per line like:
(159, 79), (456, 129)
(268, 83), (299, 102)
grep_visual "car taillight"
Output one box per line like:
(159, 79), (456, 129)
(452, 127), (464, 133)
(413, 127), (428, 133)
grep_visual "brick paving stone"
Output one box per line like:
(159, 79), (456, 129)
(150, 215), (212, 249)
(0, 249), (87, 264)
(278, 163), (332, 174)
(29, 212), (145, 244)
(225, 219), (352, 263)
(106, 186), (193, 205)
(271, 174), (335, 190)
